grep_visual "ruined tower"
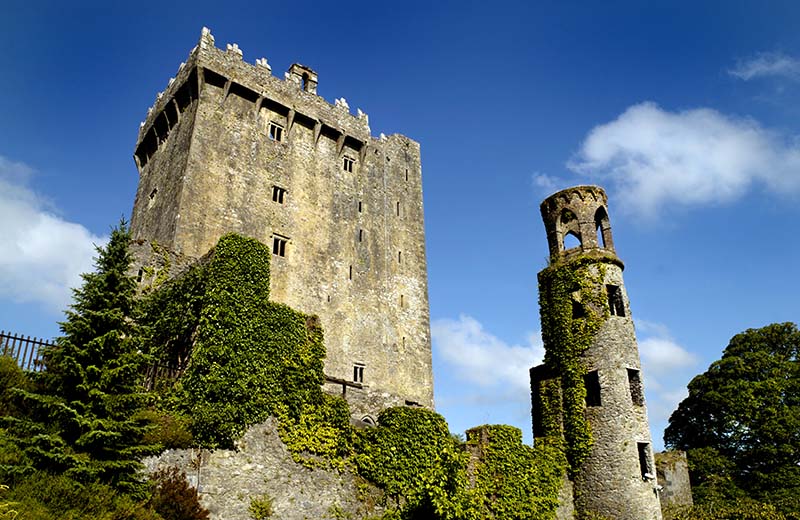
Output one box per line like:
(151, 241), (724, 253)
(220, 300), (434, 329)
(530, 186), (662, 519)
(130, 28), (433, 418)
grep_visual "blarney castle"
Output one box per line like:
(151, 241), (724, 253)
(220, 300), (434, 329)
(124, 27), (691, 519)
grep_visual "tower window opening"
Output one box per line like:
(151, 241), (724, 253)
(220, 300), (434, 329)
(136, 268), (144, 283)
(638, 442), (653, 480)
(358, 201), (362, 213)
(571, 298), (585, 319)
(563, 231), (581, 250)
(405, 168), (408, 181)
(149, 187), (158, 200)
(628, 368), (644, 406)
(398, 250), (402, 264)
(595, 206), (611, 248)
(607, 284), (625, 317)
(272, 235), (288, 257)
(343, 156), (355, 172)
(272, 186), (286, 204)
(584, 370), (601, 407)
(268, 121), (284, 142)
(400, 294), (404, 307)
(396, 201), (401, 216)
(359, 229), (363, 242)
(301, 73), (309, 91)
(349, 265), (353, 280)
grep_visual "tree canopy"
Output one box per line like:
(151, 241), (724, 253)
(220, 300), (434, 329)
(664, 322), (800, 515)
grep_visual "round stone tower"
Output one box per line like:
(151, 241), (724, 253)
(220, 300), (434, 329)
(532, 185), (662, 519)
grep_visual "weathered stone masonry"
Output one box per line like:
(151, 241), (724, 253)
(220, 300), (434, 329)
(531, 186), (663, 520)
(130, 27), (433, 418)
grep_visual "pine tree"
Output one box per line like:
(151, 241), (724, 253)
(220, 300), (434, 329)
(5, 221), (156, 492)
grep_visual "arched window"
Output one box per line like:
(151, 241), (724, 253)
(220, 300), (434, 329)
(563, 231), (582, 250)
(595, 206), (611, 248)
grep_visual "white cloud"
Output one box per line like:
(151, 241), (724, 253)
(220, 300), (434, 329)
(0, 156), (107, 313)
(729, 52), (800, 81)
(568, 102), (800, 218)
(636, 320), (699, 448)
(432, 315), (544, 395)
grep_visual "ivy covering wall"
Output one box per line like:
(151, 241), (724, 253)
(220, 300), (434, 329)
(140, 233), (571, 519)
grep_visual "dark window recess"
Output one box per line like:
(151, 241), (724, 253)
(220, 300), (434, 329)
(343, 156), (355, 172)
(628, 368), (644, 406)
(398, 251), (402, 264)
(571, 299), (585, 319)
(149, 187), (158, 200)
(638, 442), (653, 479)
(359, 229), (363, 242)
(268, 121), (284, 142)
(400, 294), (404, 307)
(584, 370), (601, 406)
(272, 186), (286, 203)
(396, 201), (401, 216)
(349, 265), (352, 280)
(272, 236), (288, 257)
(358, 201), (362, 213)
(136, 268), (144, 283)
(353, 364), (364, 383)
(405, 168), (408, 181)
(607, 284), (625, 316)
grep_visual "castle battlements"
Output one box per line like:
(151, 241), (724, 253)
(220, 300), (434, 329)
(134, 27), (398, 172)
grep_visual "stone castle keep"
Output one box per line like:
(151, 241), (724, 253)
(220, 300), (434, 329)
(127, 28), (687, 518)
(130, 27), (432, 419)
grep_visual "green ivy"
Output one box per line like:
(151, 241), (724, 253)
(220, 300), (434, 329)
(538, 253), (611, 474)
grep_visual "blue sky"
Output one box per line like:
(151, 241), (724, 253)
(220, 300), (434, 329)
(2, 1), (800, 450)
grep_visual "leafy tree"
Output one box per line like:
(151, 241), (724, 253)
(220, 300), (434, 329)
(4, 221), (157, 491)
(664, 322), (800, 514)
(149, 467), (209, 520)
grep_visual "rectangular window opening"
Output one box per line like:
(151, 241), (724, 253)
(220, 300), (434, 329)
(358, 201), (362, 213)
(353, 363), (365, 383)
(571, 298), (585, 319)
(638, 442), (653, 480)
(359, 229), (363, 242)
(405, 168), (408, 181)
(349, 265), (352, 280)
(272, 186), (286, 204)
(607, 284), (625, 317)
(400, 294), (404, 307)
(396, 201), (401, 216)
(268, 121), (284, 142)
(584, 370), (601, 407)
(343, 156), (355, 173)
(627, 368), (644, 406)
(272, 235), (288, 257)
(398, 251), (402, 264)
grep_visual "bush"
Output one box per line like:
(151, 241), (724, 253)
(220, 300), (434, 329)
(248, 493), (274, 520)
(149, 467), (209, 520)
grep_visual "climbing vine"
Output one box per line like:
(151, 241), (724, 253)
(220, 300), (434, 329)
(538, 252), (611, 474)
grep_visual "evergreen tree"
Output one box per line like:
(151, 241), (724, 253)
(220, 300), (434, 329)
(5, 221), (156, 491)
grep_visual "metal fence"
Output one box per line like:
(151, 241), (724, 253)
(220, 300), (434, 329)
(0, 330), (52, 371)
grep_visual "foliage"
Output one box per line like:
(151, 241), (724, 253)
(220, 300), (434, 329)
(248, 493), (274, 520)
(667, 500), (791, 520)
(3, 221), (157, 492)
(466, 425), (565, 520)
(5, 471), (160, 520)
(0, 358), (30, 418)
(137, 409), (194, 450)
(355, 407), (469, 519)
(141, 233), (352, 455)
(665, 323), (800, 514)
(537, 255), (610, 473)
(0, 485), (17, 520)
(148, 467), (209, 520)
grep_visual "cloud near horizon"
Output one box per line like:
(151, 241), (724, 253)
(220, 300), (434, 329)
(567, 102), (800, 218)
(729, 51), (800, 81)
(0, 156), (106, 313)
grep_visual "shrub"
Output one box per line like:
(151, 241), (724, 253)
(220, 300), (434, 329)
(149, 467), (209, 520)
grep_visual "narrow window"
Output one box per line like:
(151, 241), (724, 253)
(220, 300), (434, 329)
(349, 265), (352, 280)
(358, 201), (362, 213)
(400, 294), (404, 307)
(149, 187), (158, 200)
(571, 298), (585, 319)
(272, 186), (286, 204)
(359, 229), (363, 242)
(396, 201), (401, 216)
(343, 156), (355, 172)
(398, 251), (402, 264)
(638, 442), (653, 480)
(584, 370), (601, 406)
(628, 368), (644, 406)
(301, 73), (309, 91)
(607, 285), (625, 316)
(268, 121), (284, 142)
(136, 268), (144, 283)
(353, 363), (365, 383)
(402, 336), (405, 347)
(405, 168), (408, 181)
(272, 235), (288, 257)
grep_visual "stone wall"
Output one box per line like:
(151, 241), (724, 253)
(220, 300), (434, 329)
(130, 27), (433, 414)
(144, 419), (385, 520)
(656, 450), (693, 517)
